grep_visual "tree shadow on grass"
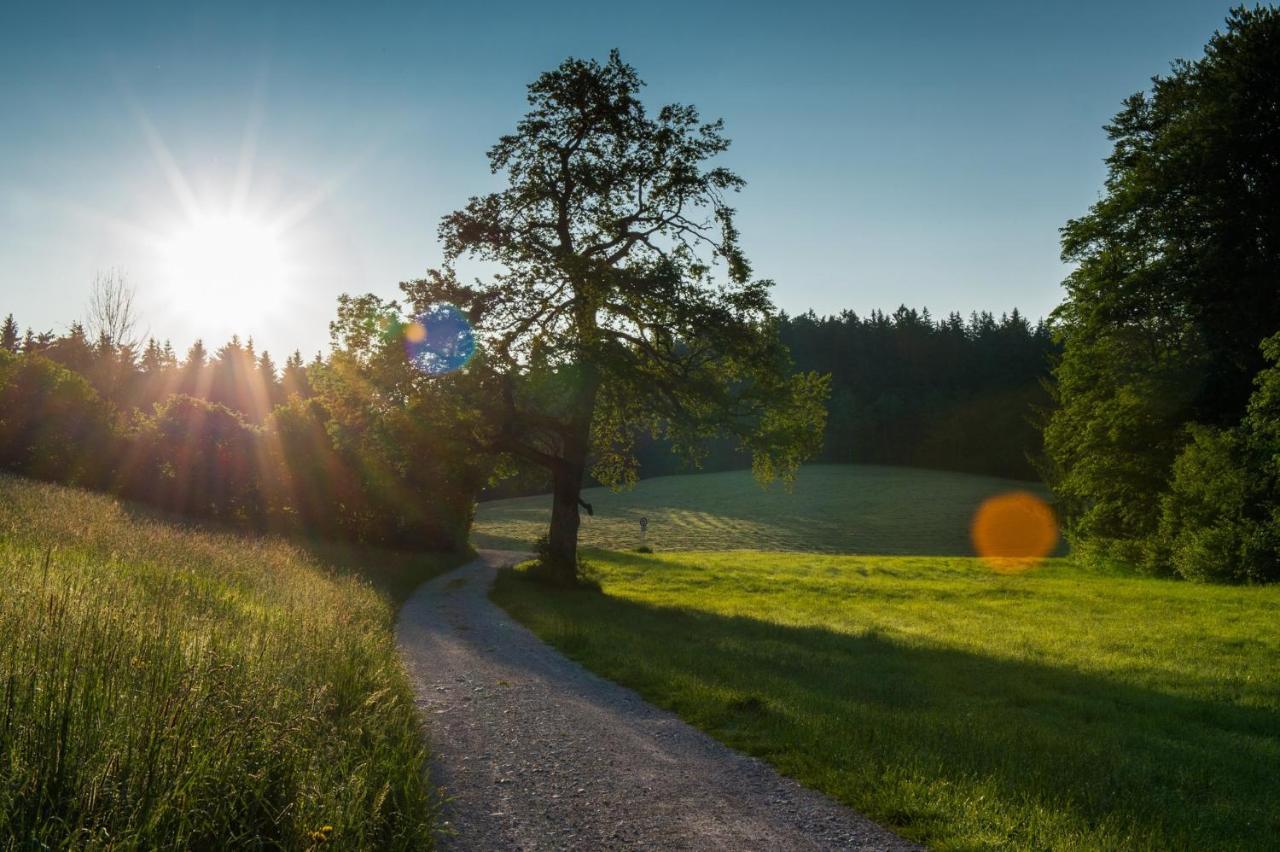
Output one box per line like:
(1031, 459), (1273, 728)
(493, 571), (1279, 850)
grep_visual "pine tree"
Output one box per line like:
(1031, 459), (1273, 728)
(281, 350), (310, 399)
(140, 338), (165, 373)
(47, 322), (94, 373)
(185, 340), (208, 370)
(1, 314), (18, 352)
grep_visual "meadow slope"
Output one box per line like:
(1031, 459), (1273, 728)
(0, 474), (459, 848)
(474, 464), (1057, 554)
(490, 466), (1279, 851)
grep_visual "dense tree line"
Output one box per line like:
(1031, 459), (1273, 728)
(783, 307), (1053, 478)
(0, 310), (484, 551)
(1044, 7), (1280, 583)
(625, 306), (1056, 484)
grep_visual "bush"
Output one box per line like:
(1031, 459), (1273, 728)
(0, 352), (118, 486)
(1157, 331), (1280, 583)
(125, 395), (263, 523)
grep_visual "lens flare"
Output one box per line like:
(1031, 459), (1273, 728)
(970, 491), (1058, 573)
(404, 304), (475, 374)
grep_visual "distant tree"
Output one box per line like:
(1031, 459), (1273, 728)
(1, 315), (18, 353)
(1044, 7), (1280, 573)
(185, 339), (208, 371)
(46, 322), (94, 374)
(405, 51), (827, 583)
(257, 350), (280, 409)
(139, 337), (166, 373)
(21, 328), (54, 355)
(86, 269), (141, 349)
(281, 350), (312, 399)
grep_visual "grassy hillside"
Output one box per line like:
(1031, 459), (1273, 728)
(495, 551), (1280, 851)
(473, 464), (1057, 554)
(0, 474), (459, 848)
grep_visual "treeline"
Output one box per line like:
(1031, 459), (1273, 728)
(0, 311), (484, 551)
(628, 306), (1055, 484)
(1044, 7), (1280, 584)
(783, 307), (1053, 479)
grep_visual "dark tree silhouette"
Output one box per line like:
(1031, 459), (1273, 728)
(405, 51), (827, 583)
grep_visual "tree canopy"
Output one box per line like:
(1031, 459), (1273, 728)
(1045, 6), (1280, 580)
(404, 51), (827, 583)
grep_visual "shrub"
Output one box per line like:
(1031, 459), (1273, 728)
(126, 395), (263, 523)
(1157, 332), (1280, 583)
(0, 352), (118, 486)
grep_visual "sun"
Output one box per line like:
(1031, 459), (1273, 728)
(160, 212), (291, 322)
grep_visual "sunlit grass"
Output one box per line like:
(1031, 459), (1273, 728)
(0, 474), (458, 848)
(474, 464), (1059, 555)
(494, 550), (1280, 851)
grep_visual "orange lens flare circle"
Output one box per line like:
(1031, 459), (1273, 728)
(970, 491), (1058, 573)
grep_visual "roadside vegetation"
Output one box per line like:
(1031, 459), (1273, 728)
(495, 549), (1280, 850)
(0, 473), (458, 848)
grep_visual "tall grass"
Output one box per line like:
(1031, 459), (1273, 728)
(0, 474), (453, 848)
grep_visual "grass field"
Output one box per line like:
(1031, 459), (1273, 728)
(474, 464), (1059, 555)
(490, 466), (1280, 851)
(0, 474), (460, 848)
(496, 552), (1280, 851)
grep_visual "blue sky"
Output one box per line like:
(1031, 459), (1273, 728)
(0, 0), (1241, 358)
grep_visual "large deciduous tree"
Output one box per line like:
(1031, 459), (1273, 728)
(1044, 7), (1280, 575)
(404, 51), (828, 584)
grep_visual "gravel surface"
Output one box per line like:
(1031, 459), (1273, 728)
(396, 550), (919, 851)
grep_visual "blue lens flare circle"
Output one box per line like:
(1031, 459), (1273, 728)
(404, 304), (475, 375)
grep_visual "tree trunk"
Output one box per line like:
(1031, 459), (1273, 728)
(539, 362), (598, 586)
(544, 458), (585, 585)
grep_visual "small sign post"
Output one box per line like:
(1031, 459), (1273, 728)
(639, 516), (648, 546)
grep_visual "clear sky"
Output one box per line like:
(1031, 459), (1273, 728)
(0, 0), (1242, 359)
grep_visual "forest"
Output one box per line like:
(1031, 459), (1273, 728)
(634, 307), (1055, 482)
(0, 298), (1054, 543)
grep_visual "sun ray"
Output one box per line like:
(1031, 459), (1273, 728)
(124, 94), (203, 224)
(231, 64), (270, 215)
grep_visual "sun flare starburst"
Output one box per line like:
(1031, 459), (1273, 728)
(159, 212), (291, 322)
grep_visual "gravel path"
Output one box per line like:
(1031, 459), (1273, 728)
(396, 550), (919, 851)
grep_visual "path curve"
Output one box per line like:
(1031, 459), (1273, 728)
(396, 550), (918, 851)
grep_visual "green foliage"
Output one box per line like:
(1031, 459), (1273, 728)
(1045, 7), (1280, 578)
(128, 395), (262, 522)
(482, 306), (1058, 499)
(402, 50), (827, 578)
(0, 474), (447, 848)
(0, 352), (117, 486)
(494, 549), (1280, 850)
(783, 308), (1053, 479)
(0, 296), (485, 552)
(1157, 332), (1280, 583)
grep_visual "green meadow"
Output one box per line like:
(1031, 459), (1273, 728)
(490, 468), (1280, 851)
(0, 473), (458, 848)
(473, 464), (1057, 554)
